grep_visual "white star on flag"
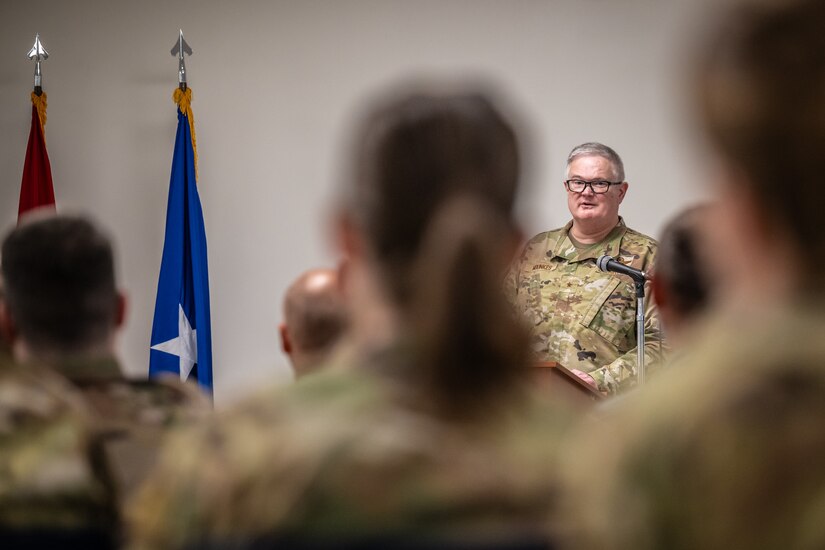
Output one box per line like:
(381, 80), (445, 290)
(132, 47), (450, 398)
(151, 304), (197, 382)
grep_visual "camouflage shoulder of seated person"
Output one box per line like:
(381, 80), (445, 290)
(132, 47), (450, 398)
(65, 363), (211, 503)
(73, 369), (210, 433)
(0, 360), (116, 529)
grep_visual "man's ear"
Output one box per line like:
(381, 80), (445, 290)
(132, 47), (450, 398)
(336, 258), (350, 297)
(0, 300), (18, 347)
(279, 323), (292, 355)
(115, 291), (127, 329)
(334, 211), (366, 260)
(617, 181), (629, 203)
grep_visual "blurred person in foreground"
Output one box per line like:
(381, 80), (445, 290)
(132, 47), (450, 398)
(651, 204), (716, 351)
(505, 142), (663, 395)
(0, 213), (207, 506)
(560, 1), (825, 549)
(129, 86), (576, 549)
(279, 267), (348, 379)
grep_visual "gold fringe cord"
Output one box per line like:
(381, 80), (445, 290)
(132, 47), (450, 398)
(31, 91), (47, 133)
(173, 87), (199, 181)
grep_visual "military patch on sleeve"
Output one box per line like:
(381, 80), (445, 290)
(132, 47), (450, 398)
(573, 339), (597, 362)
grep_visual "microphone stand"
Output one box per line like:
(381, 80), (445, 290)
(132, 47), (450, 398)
(595, 254), (648, 387)
(634, 279), (646, 386)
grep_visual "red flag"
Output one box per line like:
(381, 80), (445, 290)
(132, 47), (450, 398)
(18, 97), (55, 220)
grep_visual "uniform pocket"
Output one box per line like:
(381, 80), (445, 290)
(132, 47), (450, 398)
(578, 276), (636, 349)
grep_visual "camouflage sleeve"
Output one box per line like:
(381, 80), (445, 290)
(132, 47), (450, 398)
(588, 282), (667, 394)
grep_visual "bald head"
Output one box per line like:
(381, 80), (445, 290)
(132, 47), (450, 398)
(280, 268), (348, 377)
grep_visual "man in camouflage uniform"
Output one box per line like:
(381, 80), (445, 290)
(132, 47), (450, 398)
(0, 214), (207, 506)
(506, 142), (663, 394)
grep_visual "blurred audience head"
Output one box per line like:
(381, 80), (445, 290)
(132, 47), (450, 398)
(341, 85), (522, 301)
(697, 0), (825, 300)
(0, 213), (124, 363)
(336, 83), (529, 419)
(653, 204), (715, 346)
(280, 267), (348, 378)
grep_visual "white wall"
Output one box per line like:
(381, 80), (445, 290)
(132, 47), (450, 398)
(0, 0), (717, 406)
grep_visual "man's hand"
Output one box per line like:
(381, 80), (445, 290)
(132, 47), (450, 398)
(571, 368), (598, 389)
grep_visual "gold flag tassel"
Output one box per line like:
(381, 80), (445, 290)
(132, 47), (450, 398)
(31, 91), (47, 135)
(173, 87), (198, 181)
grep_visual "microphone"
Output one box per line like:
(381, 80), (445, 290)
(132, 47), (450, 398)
(596, 255), (648, 283)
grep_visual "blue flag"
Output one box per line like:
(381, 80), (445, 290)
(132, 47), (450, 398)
(149, 99), (213, 395)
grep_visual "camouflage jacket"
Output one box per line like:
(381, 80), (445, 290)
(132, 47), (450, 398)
(0, 359), (116, 531)
(55, 357), (209, 505)
(127, 347), (578, 549)
(505, 218), (664, 394)
(560, 303), (825, 550)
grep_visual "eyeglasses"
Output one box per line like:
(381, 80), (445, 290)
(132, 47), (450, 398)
(564, 179), (622, 194)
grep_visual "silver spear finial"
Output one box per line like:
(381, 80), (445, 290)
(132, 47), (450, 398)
(27, 33), (49, 95)
(170, 29), (192, 90)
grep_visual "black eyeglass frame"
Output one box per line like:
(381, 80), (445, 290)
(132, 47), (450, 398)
(564, 179), (623, 194)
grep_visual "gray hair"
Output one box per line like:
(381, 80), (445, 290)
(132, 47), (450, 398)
(566, 142), (625, 182)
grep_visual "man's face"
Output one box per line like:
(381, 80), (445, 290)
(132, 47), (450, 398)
(566, 155), (627, 227)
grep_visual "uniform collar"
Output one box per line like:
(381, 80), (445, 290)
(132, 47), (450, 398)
(549, 218), (627, 263)
(53, 355), (123, 382)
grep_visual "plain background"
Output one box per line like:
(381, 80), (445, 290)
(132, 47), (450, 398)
(0, 0), (719, 405)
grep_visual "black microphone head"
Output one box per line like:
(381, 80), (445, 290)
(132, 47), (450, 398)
(596, 255), (612, 272)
